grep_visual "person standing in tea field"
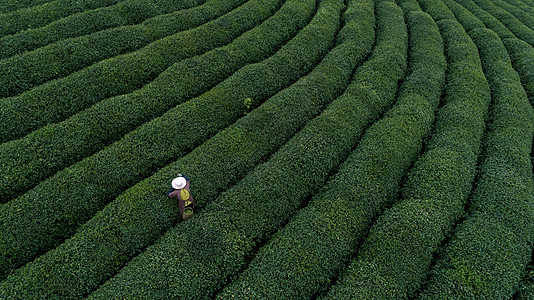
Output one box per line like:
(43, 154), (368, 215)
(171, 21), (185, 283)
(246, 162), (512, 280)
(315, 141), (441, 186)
(167, 174), (195, 220)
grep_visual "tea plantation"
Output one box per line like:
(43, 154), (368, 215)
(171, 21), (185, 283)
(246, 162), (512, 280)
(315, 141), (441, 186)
(1, 0), (534, 298)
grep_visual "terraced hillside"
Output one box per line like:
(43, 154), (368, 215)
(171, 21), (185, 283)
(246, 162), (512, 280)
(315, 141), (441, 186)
(1, 0), (534, 298)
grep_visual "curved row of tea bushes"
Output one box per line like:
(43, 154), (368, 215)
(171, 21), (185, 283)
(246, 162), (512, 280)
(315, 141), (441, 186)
(0, 0), (125, 37)
(502, 0), (534, 16)
(415, 0), (455, 21)
(0, 0), (281, 145)
(419, 28), (534, 300)
(441, 0), (485, 31)
(448, 0), (534, 103)
(86, 1), (407, 299)
(465, 0), (534, 103)
(492, 0), (534, 31)
(0, 0), (240, 98)
(0, 0), (203, 58)
(326, 18), (491, 299)
(0, 3), (369, 298)
(315, 12), (444, 300)
(0, 0), (332, 282)
(0, 0), (308, 204)
(454, 0), (515, 39)
(503, 38), (534, 104)
(0, 1), (348, 297)
(0, 0), (51, 14)
(472, 0), (534, 45)
(396, 0), (421, 13)
(217, 8), (444, 300)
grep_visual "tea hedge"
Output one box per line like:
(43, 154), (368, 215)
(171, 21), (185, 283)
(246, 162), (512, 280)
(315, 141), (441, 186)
(0, 0), (318, 204)
(419, 28), (534, 300)
(502, 0), (534, 16)
(218, 8), (446, 300)
(449, 0), (534, 105)
(503, 38), (534, 104)
(454, 0), (515, 39)
(0, 0), (51, 14)
(86, 1), (407, 299)
(0, 0), (334, 282)
(396, 0), (421, 14)
(0, 0), (203, 58)
(472, 0), (534, 45)
(416, 0), (455, 21)
(0, 0), (241, 98)
(0, 0), (281, 155)
(323, 18), (491, 299)
(0, 1), (347, 297)
(0, 0), (125, 37)
(492, 0), (534, 31)
(442, 0), (485, 31)
(313, 13), (444, 300)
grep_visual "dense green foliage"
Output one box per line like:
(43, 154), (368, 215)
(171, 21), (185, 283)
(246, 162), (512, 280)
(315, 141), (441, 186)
(0, 0), (51, 14)
(0, 0), (125, 37)
(0, 0), (202, 57)
(448, 0), (534, 105)
(320, 9), (446, 300)
(417, 0), (455, 21)
(1, 0), (534, 297)
(0, 0), (334, 283)
(492, 0), (534, 30)
(503, 37), (534, 104)
(85, 1), (405, 299)
(0, 0), (287, 203)
(85, 0), (402, 299)
(0, 0), (239, 98)
(472, 0), (534, 45)
(419, 27), (534, 300)
(217, 6), (446, 300)
(455, 0), (515, 39)
(327, 16), (490, 299)
(0, 0), (371, 295)
(0, 0), (279, 144)
(0, 0), (351, 294)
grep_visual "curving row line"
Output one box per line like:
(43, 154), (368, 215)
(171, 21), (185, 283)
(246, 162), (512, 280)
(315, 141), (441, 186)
(85, 0), (405, 298)
(491, 0), (534, 31)
(0, 0), (53, 14)
(321, 1), (491, 297)
(318, 6), (446, 299)
(0, 0), (285, 203)
(0, 0), (294, 279)
(449, 0), (534, 106)
(0, 0), (205, 56)
(418, 26), (534, 299)
(472, 0), (534, 45)
(0, 0), (346, 297)
(0, 0), (240, 98)
(0, 0), (260, 145)
(0, 0), (335, 288)
(0, 0), (127, 37)
(501, 0), (534, 16)
(422, 0), (534, 297)
(216, 2), (446, 299)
